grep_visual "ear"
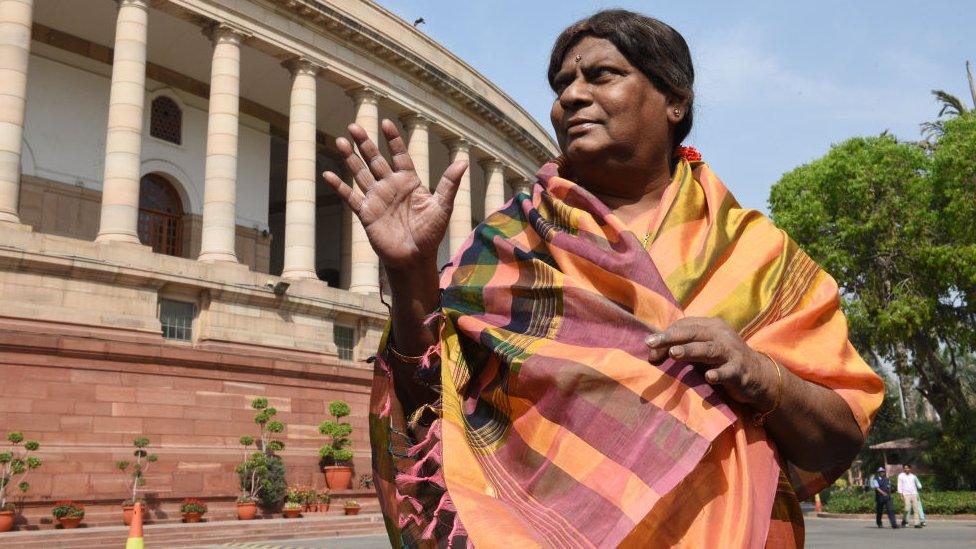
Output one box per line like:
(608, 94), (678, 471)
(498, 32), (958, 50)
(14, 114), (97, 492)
(666, 99), (687, 125)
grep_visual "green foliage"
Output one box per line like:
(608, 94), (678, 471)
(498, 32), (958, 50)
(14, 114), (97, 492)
(919, 409), (976, 490)
(318, 400), (355, 466)
(237, 396), (288, 507)
(1, 431), (41, 510)
(117, 438), (157, 504)
(179, 498), (208, 515)
(769, 114), (976, 423)
(51, 501), (85, 520)
(824, 488), (976, 514)
(329, 400), (351, 419)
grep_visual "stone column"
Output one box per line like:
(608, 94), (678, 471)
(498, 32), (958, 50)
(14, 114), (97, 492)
(0, 0), (32, 224)
(347, 87), (380, 294)
(95, 0), (149, 243)
(444, 137), (471, 257)
(513, 176), (534, 198)
(481, 157), (506, 216)
(198, 24), (247, 263)
(400, 113), (431, 190)
(281, 58), (320, 280)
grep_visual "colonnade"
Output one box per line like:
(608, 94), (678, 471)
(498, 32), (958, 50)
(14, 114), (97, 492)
(0, 0), (534, 294)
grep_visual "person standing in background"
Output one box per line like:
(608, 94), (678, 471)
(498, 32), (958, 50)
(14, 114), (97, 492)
(898, 464), (925, 528)
(871, 467), (899, 529)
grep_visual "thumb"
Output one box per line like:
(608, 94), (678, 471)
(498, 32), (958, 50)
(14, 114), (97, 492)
(432, 160), (468, 210)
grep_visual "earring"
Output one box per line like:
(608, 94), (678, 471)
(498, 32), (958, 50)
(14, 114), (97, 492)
(673, 108), (681, 116)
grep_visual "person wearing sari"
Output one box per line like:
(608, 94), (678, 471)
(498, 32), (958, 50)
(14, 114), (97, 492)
(322, 9), (883, 548)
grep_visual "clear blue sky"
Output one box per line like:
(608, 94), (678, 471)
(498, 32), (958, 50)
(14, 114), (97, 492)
(379, 0), (974, 211)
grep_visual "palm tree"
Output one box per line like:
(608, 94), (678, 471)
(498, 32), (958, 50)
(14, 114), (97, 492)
(921, 61), (975, 143)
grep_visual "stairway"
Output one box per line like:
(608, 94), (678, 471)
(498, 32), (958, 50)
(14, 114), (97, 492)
(0, 512), (388, 548)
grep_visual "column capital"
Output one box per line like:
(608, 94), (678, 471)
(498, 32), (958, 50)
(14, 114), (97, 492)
(203, 22), (251, 46)
(399, 112), (434, 131)
(478, 156), (505, 172)
(116, 0), (149, 10)
(347, 86), (381, 105)
(443, 137), (471, 155)
(282, 56), (324, 78)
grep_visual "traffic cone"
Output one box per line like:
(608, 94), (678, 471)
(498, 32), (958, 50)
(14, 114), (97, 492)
(125, 501), (144, 549)
(814, 493), (822, 513)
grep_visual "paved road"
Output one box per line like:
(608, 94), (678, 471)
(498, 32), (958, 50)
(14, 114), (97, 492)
(806, 517), (976, 548)
(197, 518), (976, 548)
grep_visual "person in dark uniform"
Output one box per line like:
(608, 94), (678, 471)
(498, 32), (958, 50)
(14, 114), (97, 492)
(869, 467), (899, 528)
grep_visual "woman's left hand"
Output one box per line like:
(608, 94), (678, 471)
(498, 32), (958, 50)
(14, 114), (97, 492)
(645, 317), (777, 409)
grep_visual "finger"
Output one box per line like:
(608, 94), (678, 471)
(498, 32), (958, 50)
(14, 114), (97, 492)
(347, 123), (393, 181)
(668, 340), (726, 364)
(703, 363), (740, 385)
(433, 160), (468, 209)
(322, 171), (365, 214)
(336, 137), (375, 193)
(645, 317), (711, 348)
(381, 119), (416, 173)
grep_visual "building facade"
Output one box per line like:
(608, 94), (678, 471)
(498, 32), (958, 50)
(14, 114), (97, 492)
(0, 0), (556, 525)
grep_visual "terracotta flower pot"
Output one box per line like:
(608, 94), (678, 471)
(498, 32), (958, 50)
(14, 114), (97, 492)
(282, 508), (301, 518)
(122, 505), (134, 526)
(58, 516), (83, 529)
(323, 465), (353, 490)
(317, 502), (330, 513)
(182, 512), (202, 523)
(0, 510), (14, 533)
(237, 502), (257, 520)
(344, 506), (360, 516)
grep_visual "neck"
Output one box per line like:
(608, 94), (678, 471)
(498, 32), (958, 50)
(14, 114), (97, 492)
(574, 160), (675, 226)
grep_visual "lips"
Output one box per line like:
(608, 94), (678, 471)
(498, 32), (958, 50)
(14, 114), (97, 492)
(565, 118), (600, 136)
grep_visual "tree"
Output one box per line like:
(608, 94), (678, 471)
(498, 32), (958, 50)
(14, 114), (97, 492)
(769, 114), (976, 421)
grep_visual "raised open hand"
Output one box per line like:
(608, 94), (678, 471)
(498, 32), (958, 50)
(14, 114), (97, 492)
(322, 119), (468, 270)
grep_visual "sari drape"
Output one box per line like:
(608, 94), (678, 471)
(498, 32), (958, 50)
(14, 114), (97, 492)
(369, 159), (883, 548)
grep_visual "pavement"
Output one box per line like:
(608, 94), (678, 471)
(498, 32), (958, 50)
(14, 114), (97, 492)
(191, 517), (976, 548)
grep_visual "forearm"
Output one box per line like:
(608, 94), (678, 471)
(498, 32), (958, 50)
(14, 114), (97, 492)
(762, 364), (864, 471)
(385, 260), (441, 415)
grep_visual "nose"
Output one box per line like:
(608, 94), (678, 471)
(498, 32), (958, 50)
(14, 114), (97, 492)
(558, 74), (591, 110)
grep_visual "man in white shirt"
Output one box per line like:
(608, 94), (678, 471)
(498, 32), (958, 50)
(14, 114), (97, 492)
(897, 464), (925, 528)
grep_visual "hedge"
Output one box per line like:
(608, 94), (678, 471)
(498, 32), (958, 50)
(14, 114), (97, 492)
(823, 489), (976, 515)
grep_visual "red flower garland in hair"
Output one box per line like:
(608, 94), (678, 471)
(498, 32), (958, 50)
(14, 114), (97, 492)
(675, 145), (702, 162)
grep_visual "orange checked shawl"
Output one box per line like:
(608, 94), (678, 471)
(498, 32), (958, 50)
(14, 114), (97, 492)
(369, 159), (883, 548)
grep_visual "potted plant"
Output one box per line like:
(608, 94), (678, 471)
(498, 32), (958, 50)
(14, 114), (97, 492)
(283, 487), (303, 518)
(317, 490), (331, 513)
(117, 437), (158, 525)
(282, 501), (302, 518)
(318, 400), (354, 490)
(298, 486), (317, 512)
(236, 398), (288, 518)
(0, 431), (42, 533)
(179, 498), (207, 523)
(343, 499), (361, 516)
(51, 500), (85, 529)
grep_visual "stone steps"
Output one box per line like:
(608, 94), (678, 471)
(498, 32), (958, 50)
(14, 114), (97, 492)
(15, 492), (379, 529)
(1, 513), (388, 548)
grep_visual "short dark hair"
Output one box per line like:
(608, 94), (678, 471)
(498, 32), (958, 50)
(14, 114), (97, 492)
(547, 9), (695, 146)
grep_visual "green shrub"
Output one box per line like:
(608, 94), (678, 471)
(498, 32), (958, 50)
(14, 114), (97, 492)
(318, 400), (354, 466)
(823, 489), (976, 514)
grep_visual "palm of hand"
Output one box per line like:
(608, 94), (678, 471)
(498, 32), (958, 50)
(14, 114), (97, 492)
(322, 120), (467, 270)
(358, 171), (449, 267)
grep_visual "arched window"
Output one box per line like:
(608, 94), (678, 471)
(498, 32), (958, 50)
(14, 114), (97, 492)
(138, 174), (184, 257)
(150, 96), (182, 145)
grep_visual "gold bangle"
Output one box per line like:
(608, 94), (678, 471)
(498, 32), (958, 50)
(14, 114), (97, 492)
(752, 352), (783, 427)
(386, 342), (422, 364)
